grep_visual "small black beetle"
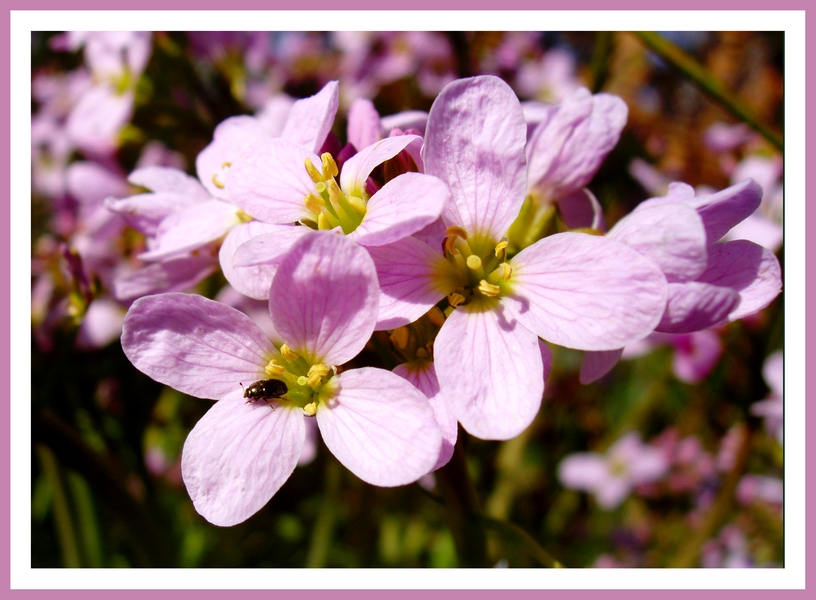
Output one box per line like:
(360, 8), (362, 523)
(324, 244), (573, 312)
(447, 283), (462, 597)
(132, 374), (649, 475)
(241, 379), (288, 404)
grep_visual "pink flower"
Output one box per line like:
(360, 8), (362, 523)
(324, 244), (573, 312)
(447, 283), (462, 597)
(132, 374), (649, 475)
(121, 232), (442, 526)
(751, 350), (783, 444)
(368, 76), (667, 440)
(558, 433), (668, 510)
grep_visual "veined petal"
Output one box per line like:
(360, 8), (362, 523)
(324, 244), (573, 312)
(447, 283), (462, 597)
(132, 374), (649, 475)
(138, 199), (240, 261)
(580, 349), (624, 385)
(316, 368), (442, 486)
(128, 166), (209, 199)
(381, 110), (428, 136)
(182, 394), (305, 526)
(347, 97), (383, 151)
(366, 236), (459, 330)
(226, 139), (319, 224)
(434, 302), (544, 441)
(608, 202), (708, 283)
(557, 188), (607, 232)
(233, 225), (314, 267)
(196, 115), (271, 199)
(696, 239), (782, 321)
(506, 232), (668, 351)
(655, 282), (740, 334)
(689, 179), (762, 244)
(112, 254), (217, 302)
(340, 135), (421, 198)
(105, 191), (202, 237)
(394, 361), (457, 471)
(121, 293), (274, 399)
(220, 221), (293, 301)
(349, 173), (449, 247)
(424, 75), (527, 241)
(269, 232), (379, 365)
(280, 80), (339, 154)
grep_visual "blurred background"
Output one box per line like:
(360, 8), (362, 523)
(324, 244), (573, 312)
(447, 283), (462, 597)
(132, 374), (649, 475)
(30, 30), (783, 568)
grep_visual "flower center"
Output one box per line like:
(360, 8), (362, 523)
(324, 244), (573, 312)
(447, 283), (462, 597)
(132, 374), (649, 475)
(442, 226), (514, 309)
(262, 344), (336, 416)
(301, 153), (367, 235)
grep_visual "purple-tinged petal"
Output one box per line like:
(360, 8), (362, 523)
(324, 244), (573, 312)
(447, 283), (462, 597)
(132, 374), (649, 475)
(595, 478), (631, 510)
(138, 200), (240, 261)
(219, 221), (292, 301)
(424, 76), (527, 241)
(297, 418), (320, 466)
(196, 115), (271, 200)
(105, 191), (203, 237)
(580, 349), (624, 385)
(558, 188), (607, 231)
(347, 98), (383, 151)
(349, 173), (449, 247)
(280, 81), (339, 154)
(608, 202), (707, 283)
(506, 232), (668, 351)
(689, 179), (763, 244)
(434, 303), (543, 441)
(255, 94), (295, 137)
(655, 282), (740, 334)
(340, 135), (421, 197)
(394, 361), (457, 471)
(540, 339), (553, 381)
(724, 214), (784, 253)
(121, 293), (274, 399)
(635, 181), (696, 211)
(696, 239), (782, 321)
(75, 299), (125, 350)
(66, 86), (133, 156)
(226, 139), (318, 224)
(411, 218), (447, 255)
(128, 166), (209, 199)
(65, 161), (129, 206)
(233, 225), (313, 268)
(763, 350), (783, 397)
(269, 232), (379, 365)
(671, 330), (723, 383)
(182, 394), (304, 526)
(366, 236), (460, 330)
(316, 367), (442, 486)
(113, 254), (217, 302)
(558, 453), (609, 490)
(527, 88), (627, 200)
(380, 110), (428, 136)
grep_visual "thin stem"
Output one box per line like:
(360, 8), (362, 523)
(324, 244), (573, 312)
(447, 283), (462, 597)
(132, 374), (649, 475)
(478, 515), (565, 568)
(632, 31), (783, 151)
(305, 457), (341, 568)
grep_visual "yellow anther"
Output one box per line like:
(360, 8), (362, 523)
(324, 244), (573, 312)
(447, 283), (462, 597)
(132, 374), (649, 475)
(466, 255), (483, 270)
(448, 292), (466, 308)
(390, 327), (409, 349)
(211, 172), (226, 189)
(280, 344), (299, 361)
(427, 306), (446, 327)
(297, 375), (309, 386)
(445, 235), (460, 256)
(478, 280), (501, 297)
(326, 179), (342, 204)
(347, 195), (367, 215)
(445, 226), (468, 239)
(221, 161), (232, 169)
(415, 347), (429, 359)
(304, 158), (324, 183)
(305, 193), (325, 215)
(236, 209), (254, 224)
(265, 360), (286, 377)
(306, 364), (330, 387)
(498, 262), (513, 280)
(494, 239), (508, 257)
(321, 153), (339, 178)
(303, 402), (318, 417)
(317, 213), (334, 230)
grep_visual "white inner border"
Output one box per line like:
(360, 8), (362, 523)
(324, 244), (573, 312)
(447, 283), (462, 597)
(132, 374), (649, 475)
(11, 10), (805, 590)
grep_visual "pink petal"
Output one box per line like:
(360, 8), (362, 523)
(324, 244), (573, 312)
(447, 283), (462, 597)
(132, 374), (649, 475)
(558, 188), (606, 231)
(580, 349), (624, 384)
(269, 232), (379, 365)
(349, 173), (449, 247)
(672, 330), (723, 383)
(316, 367), (442, 486)
(226, 139), (319, 224)
(434, 303), (544, 441)
(112, 254), (217, 302)
(424, 76), (527, 241)
(339, 135), (422, 197)
(506, 232), (667, 351)
(232, 225), (313, 267)
(138, 199), (239, 261)
(558, 453), (608, 490)
(380, 110), (428, 136)
(195, 115), (271, 199)
(366, 236), (458, 330)
(219, 221), (291, 301)
(394, 361), (457, 471)
(696, 240), (782, 320)
(121, 293), (274, 399)
(280, 80), (339, 154)
(689, 179), (763, 244)
(656, 282), (740, 334)
(182, 394), (305, 526)
(608, 202), (708, 283)
(347, 97), (383, 150)
(105, 191), (203, 237)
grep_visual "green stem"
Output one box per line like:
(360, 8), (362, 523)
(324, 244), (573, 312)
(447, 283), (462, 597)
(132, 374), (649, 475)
(305, 457), (341, 568)
(435, 437), (489, 567)
(478, 516), (564, 568)
(36, 445), (81, 568)
(632, 31), (783, 151)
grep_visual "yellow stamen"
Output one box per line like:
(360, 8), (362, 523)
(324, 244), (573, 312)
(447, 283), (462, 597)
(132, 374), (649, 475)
(265, 360), (286, 377)
(297, 375), (309, 387)
(448, 292), (466, 308)
(304, 158), (324, 183)
(497, 262), (513, 280)
(415, 347), (429, 359)
(445, 225), (468, 239)
(280, 344), (299, 361)
(211, 173), (226, 189)
(478, 280), (501, 297)
(466, 255), (483, 270)
(390, 327), (409, 349)
(306, 364), (330, 387)
(427, 306), (446, 327)
(317, 213), (334, 230)
(494, 239), (509, 257)
(347, 195), (367, 215)
(321, 153), (339, 178)
(236, 209), (254, 224)
(303, 402), (317, 417)
(305, 193), (325, 216)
